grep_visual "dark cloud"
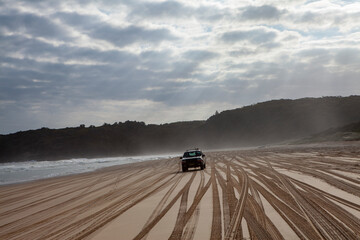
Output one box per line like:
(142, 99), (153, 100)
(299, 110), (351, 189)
(195, 5), (226, 22)
(0, 30), (218, 107)
(0, 47), (215, 111)
(0, 34), (140, 69)
(130, 1), (192, 18)
(1, 0), (360, 134)
(228, 49), (258, 57)
(53, 11), (100, 27)
(0, 59), (148, 108)
(241, 5), (284, 20)
(140, 50), (173, 71)
(128, 0), (226, 22)
(221, 29), (277, 45)
(55, 12), (177, 47)
(297, 11), (319, 23)
(182, 50), (219, 61)
(335, 48), (360, 65)
(91, 25), (177, 47)
(0, 12), (71, 40)
(164, 61), (198, 79)
(157, 50), (219, 80)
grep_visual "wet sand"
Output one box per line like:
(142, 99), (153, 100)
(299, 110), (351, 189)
(0, 143), (359, 240)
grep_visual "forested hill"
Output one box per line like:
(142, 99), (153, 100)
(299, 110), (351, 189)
(1, 96), (360, 162)
(204, 96), (360, 147)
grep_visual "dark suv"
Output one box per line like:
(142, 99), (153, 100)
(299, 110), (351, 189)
(180, 149), (206, 172)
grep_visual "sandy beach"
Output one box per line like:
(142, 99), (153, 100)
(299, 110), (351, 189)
(0, 143), (359, 240)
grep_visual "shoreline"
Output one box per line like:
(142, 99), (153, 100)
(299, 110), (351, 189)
(0, 153), (179, 186)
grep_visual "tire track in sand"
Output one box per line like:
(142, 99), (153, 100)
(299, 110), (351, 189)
(182, 170), (206, 240)
(133, 172), (196, 240)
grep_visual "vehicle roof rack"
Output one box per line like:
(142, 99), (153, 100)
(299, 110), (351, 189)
(186, 148), (199, 151)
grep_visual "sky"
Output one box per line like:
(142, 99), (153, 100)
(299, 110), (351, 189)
(1, 0), (360, 134)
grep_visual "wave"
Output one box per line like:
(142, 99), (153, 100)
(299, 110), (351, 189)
(0, 154), (177, 185)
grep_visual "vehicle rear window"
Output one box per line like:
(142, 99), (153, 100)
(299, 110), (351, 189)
(183, 151), (202, 157)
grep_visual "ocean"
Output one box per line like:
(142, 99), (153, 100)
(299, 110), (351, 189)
(0, 154), (177, 185)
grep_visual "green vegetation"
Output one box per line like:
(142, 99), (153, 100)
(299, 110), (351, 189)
(1, 96), (360, 162)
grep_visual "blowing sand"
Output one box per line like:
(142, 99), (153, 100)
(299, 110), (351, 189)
(0, 143), (359, 240)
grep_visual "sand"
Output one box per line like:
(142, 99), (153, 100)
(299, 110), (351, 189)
(0, 143), (359, 240)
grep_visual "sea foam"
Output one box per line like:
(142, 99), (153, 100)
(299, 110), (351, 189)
(0, 154), (177, 185)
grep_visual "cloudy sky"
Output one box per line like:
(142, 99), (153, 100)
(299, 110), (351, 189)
(1, 0), (360, 134)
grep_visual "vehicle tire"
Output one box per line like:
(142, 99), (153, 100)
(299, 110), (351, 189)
(182, 165), (188, 172)
(200, 163), (204, 170)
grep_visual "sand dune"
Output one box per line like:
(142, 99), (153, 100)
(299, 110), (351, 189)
(0, 144), (359, 240)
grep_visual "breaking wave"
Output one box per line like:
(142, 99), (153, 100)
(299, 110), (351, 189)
(0, 154), (177, 185)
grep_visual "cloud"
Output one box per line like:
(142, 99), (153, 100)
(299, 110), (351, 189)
(130, 1), (192, 19)
(0, 12), (71, 40)
(90, 25), (177, 47)
(240, 5), (284, 20)
(221, 28), (278, 45)
(182, 50), (219, 62)
(55, 12), (177, 47)
(1, 0), (360, 134)
(296, 48), (332, 64)
(335, 48), (360, 65)
(140, 50), (174, 71)
(128, 0), (226, 22)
